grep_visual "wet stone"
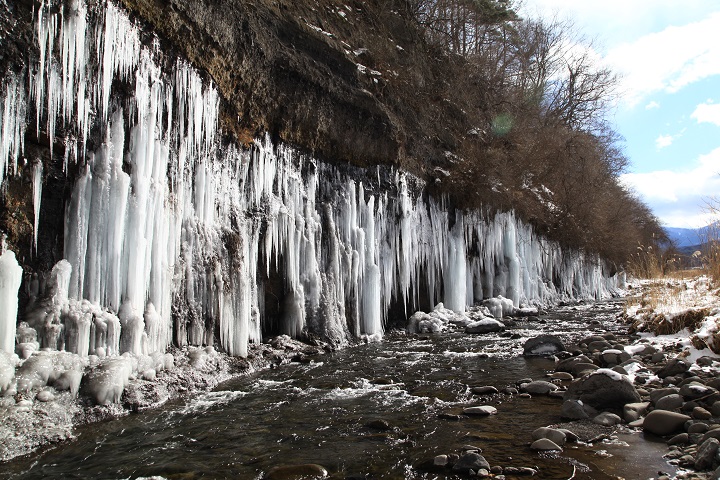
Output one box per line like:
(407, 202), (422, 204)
(643, 410), (691, 436)
(693, 407), (713, 420)
(695, 438), (720, 470)
(472, 386), (498, 395)
(688, 422), (710, 434)
(668, 433), (689, 445)
(655, 394), (684, 411)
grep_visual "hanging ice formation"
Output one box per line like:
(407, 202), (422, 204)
(0, 0), (621, 358)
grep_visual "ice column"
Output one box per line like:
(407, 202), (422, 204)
(0, 250), (23, 353)
(443, 214), (467, 312)
(33, 160), (43, 250)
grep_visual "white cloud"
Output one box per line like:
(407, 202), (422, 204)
(645, 101), (660, 110)
(620, 147), (720, 227)
(691, 101), (720, 126)
(520, 3), (720, 107)
(655, 135), (674, 149)
(604, 12), (720, 106)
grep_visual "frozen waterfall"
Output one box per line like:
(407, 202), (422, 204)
(0, 0), (620, 357)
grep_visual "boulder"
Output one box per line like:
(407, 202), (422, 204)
(564, 369), (641, 410)
(523, 335), (565, 356)
(643, 410), (691, 436)
(452, 452), (490, 474)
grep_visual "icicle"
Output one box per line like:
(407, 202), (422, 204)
(0, 250), (23, 353)
(0, 75), (27, 180)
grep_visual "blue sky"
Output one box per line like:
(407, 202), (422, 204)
(520, 1), (720, 228)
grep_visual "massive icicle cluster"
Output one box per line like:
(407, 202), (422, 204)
(0, 0), (620, 360)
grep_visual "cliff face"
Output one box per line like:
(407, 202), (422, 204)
(116, 0), (462, 173)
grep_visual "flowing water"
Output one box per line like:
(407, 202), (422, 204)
(1, 300), (675, 479)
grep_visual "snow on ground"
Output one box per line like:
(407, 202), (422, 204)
(625, 273), (720, 360)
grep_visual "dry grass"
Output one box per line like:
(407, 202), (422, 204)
(629, 308), (710, 336)
(624, 273), (716, 338)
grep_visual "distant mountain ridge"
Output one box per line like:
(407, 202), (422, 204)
(664, 225), (713, 248)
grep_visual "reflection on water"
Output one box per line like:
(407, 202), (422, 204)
(1, 301), (675, 479)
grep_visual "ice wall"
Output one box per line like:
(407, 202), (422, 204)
(0, 0), (620, 358)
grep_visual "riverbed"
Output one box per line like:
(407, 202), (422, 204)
(0, 300), (677, 479)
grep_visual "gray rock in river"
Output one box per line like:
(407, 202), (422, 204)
(523, 335), (565, 356)
(521, 381), (558, 395)
(472, 386), (498, 395)
(564, 369), (640, 410)
(643, 410), (691, 436)
(452, 452), (490, 474)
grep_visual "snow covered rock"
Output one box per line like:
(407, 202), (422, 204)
(523, 335), (565, 356)
(464, 318), (505, 334)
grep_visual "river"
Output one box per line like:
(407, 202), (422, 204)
(0, 300), (676, 479)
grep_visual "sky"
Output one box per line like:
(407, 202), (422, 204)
(519, 0), (720, 228)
